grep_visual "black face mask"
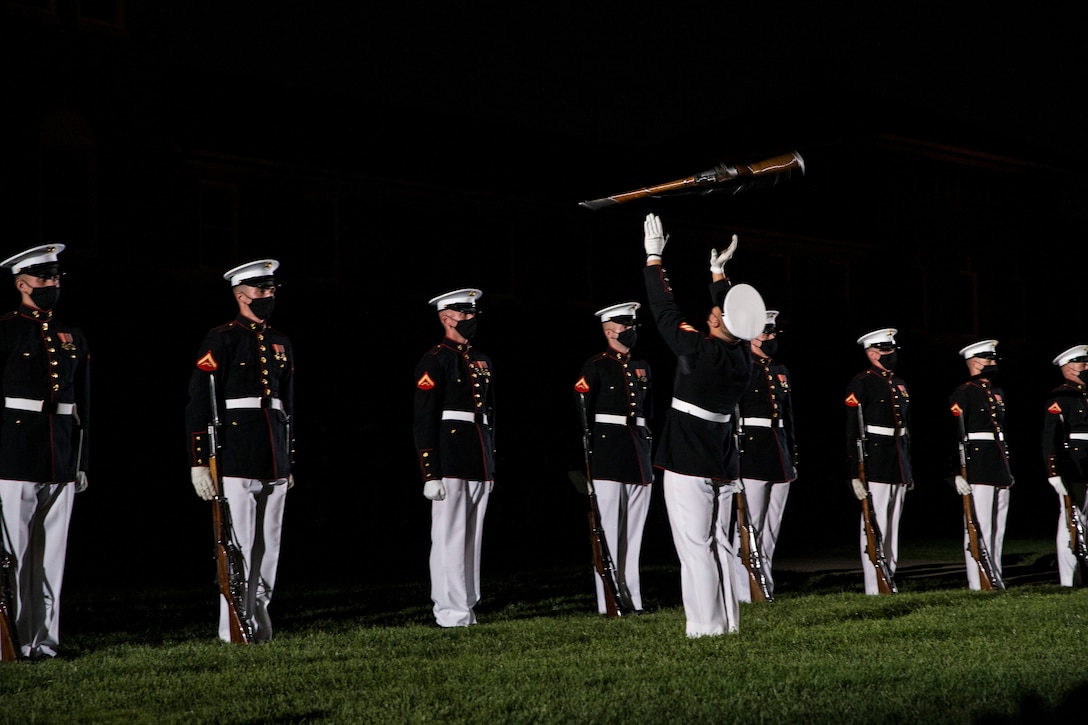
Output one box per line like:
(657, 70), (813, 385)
(455, 317), (477, 340)
(974, 365), (999, 382)
(30, 286), (60, 311)
(757, 338), (778, 358)
(878, 352), (899, 371)
(617, 329), (637, 349)
(248, 297), (275, 321)
(1079, 370), (1088, 385)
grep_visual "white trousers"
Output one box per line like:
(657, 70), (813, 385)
(592, 480), (651, 614)
(218, 477), (288, 643)
(858, 481), (907, 595)
(963, 485), (1009, 590)
(430, 478), (491, 627)
(0, 480), (75, 658)
(1056, 493), (1088, 587)
(733, 479), (791, 602)
(662, 470), (740, 637)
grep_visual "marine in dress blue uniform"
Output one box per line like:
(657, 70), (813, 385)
(413, 288), (495, 627)
(573, 301), (653, 614)
(186, 259), (294, 642)
(642, 213), (765, 637)
(1041, 344), (1088, 587)
(0, 244), (90, 659)
(949, 339), (1013, 590)
(733, 309), (798, 602)
(845, 328), (912, 595)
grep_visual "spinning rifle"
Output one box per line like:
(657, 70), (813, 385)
(733, 406), (773, 602)
(208, 376), (254, 644)
(952, 408), (1004, 591)
(578, 151), (805, 210)
(849, 401), (897, 594)
(573, 393), (630, 617)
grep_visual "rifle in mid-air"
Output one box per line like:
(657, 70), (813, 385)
(0, 499), (21, 661)
(733, 407), (773, 602)
(952, 408), (1004, 591)
(578, 151), (805, 210)
(208, 376), (253, 644)
(571, 393), (631, 617)
(849, 401), (897, 594)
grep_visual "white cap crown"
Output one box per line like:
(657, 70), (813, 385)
(595, 301), (640, 323)
(1053, 344), (1088, 366)
(1, 244), (66, 275)
(429, 288), (482, 311)
(959, 339), (999, 359)
(224, 259), (279, 287)
(857, 328), (898, 348)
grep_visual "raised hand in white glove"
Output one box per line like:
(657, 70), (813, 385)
(191, 466), (216, 501)
(75, 471), (89, 493)
(709, 234), (739, 274)
(954, 475), (972, 496)
(643, 213), (668, 260)
(423, 479), (447, 501)
(1049, 475), (1069, 496)
(851, 478), (868, 501)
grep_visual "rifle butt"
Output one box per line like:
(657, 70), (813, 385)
(0, 614), (19, 661)
(588, 509), (620, 618)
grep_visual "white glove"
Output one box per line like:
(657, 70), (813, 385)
(1049, 475), (1069, 496)
(709, 234), (739, 274)
(75, 471), (89, 493)
(851, 478), (868, 501)
(643, 213), (668, 260)
(191, 466), (216, 501)
(423, 479), (447, 501)
(954, 475), (972, 496)
(287, 474), (295, 490)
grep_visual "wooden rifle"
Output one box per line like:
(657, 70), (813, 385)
(953, 409), (1004, 591)
(1057, 411), (1088, 584)
(578, 151), (805, 210)
(1063, 494), (1088, 585)
(733, 406), (773, 602)
(0, 500), (21, 661)
(573, 393), (630, 617)
(851, 402), (897, 594)
(208, 376), (254, 644)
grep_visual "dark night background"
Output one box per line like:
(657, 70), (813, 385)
(2, 2), (1086, 609)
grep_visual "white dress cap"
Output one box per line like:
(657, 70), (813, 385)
(0, 243), (66, 275)
(594, 301), (641, 323)
(428, 288), (483, 311)
(856, 328), (898, 348)
(224, 259), (280, 287)
(721, 283), (767, 341)
(958, 339), (999, 359)
(1052, 344), (1088, 366)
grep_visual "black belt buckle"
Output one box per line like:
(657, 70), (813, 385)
(43, 402), (63, 414)
(260, 397), (273, 409)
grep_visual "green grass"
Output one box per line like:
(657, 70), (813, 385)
(2, 539), (1085, 724)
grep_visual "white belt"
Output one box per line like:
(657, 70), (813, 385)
(442, 410), (489, 425)
(4, 397), (75, 415)
(967, 432), (1004, 441)
(225, 397), (283, 411)
(671, 398), (730, 424)
(595, 413), (647, 427)
(740, 417), (782, 428)
(866, 424), (907, 437)
(1070, 433), (1088, 440)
